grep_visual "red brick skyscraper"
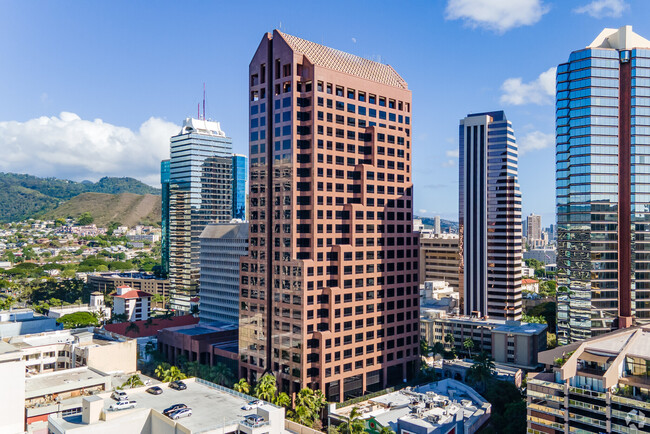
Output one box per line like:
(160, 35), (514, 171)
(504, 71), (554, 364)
(240, 30), (418, 402)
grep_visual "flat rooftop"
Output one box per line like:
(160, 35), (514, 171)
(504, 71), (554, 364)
(51, 378), (276, 433)
(6, 328), (125, 349)
(25, 367), (110, 398)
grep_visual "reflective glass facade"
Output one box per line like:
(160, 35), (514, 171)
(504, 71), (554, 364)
(232, 154), (248, 220)
(161, 159), (170, 276)
(168, 120), (233, 312)
(557, 44), (650, 344)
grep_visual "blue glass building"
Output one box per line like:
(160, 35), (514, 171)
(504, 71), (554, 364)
(232, 154), (248, 220)
(556, 26), (650, 344)
(161, 159), (170, 276)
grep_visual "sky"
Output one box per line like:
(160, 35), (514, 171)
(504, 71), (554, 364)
(1, 0), (649, 226)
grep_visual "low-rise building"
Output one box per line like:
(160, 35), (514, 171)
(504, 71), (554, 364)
(527, 325), (650, 434)
(113, 286), (151, 322)
(435, 359), (523, 388)
(419, 233), (462, 291)
(0, 340), (25, 433)
(521, 278), (540, 293)
(48, 292), (111, 322)
(157, 321), (239, 375)
(330, 379), (490, 434)
(4, 327), (137, 375)
(0, 308), (62, 338)
(48, 377), (286, 434)
(87, 272), (170, 307)
(523, 247), (556, 265)
(420, 310), (547, 369)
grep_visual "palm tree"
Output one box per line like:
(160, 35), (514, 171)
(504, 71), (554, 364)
(420, 338), (429, 357)
(337, 407), (365, 434)
(121, 374), (144, 389)
(431, 342), (445, 359)
(379, 426), (395, 434)
(463, 338), (475, 359)
(468, 352), (495, 392)
(275, 392), (291, 408)
(210, 363), (234, 386)
(163, 366), (187, 382)
(444, 333), (454, 349)
(155, 363), (171, 380)
(185, 361), (201, 377)
(234, 378), (251, 394)
(253, 373), (277, 402)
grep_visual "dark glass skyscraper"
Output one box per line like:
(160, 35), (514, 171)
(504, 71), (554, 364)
(232, 154), (248, 220)
(459, 111), (522, 320)
(557, 26), (650, 344)
(168, 118), (233, 312)
(161, 159), (171, 276)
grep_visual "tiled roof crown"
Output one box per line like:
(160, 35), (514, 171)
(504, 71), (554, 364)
(277, 31), (408, 90)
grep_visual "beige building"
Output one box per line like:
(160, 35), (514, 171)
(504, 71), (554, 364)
(87, 272), (169, 307)
(113, 286), (151, 322)
(0, 341), (25, 434)
(4, 327), (136, 375)
(420, 309), (546, 369)
(419, 233), (461, 291)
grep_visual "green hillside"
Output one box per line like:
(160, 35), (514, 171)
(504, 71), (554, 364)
(0, 172), (160, 222)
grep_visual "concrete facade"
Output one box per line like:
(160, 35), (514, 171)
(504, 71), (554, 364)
(419, 233), (461, 291)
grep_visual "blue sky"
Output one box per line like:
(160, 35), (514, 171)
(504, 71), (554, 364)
(0, 0), (649, 226)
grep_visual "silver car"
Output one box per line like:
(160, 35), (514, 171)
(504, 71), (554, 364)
(170, 407), (192, 420)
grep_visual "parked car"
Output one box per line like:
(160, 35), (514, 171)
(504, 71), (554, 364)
(146, 386), (163, 395)
(169, 408), (192, 420)
(169, 380), (187, 390)
(163, 403), (187, 416)
(245, 415), (265, 427)
(111, 391), (128, 401)
(109, 400), (136, 411)
(242, 400), (263, 410)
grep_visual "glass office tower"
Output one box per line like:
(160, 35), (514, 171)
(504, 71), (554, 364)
(161, 160), (171, 276)
(168, 118), (233, 312)
(556, 26), (650, 344)
(232, 154), (248, 220)
(459, 111), (522, 320)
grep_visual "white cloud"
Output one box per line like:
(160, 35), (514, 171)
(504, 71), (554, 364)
(442, 159), (456, 167)
(574, 0), (628, 18)
(445, 0), (549, 33)
(518, 131), (555, 155)
(446, 149), (459, 158)
(351, 37), (357, 43)
(0, 112), (179, 186)
(418, 209), (428, 215)
(500, 67), (556, 106)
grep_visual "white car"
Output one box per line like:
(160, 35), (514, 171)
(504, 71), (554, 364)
(170, 408), (192, 420)
(111, 391), (128, 401)
(242, 400), (263, 410)
(109, 400), (137, 411)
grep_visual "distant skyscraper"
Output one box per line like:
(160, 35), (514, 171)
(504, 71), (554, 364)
(527, 213), (542, 242)
(459, 111), (522, 320)
(168, 118), (233, 312)
(557, 26), (650, 344)
(232, 154), (248, 220)
(240, 30), (419, 401)
(161, 159), (171, 276)
(434, 215), (441, 234)
(199, 222), (248, 324)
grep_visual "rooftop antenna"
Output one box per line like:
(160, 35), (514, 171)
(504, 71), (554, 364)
(203, 83), (206, 121)
(197, 103), (200, 120)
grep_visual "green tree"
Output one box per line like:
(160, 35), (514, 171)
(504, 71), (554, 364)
(121, 374), (144, 389)
(162, 366), (187, 382)
(379, 426), (395, 434)
(467, 352), (495, 392)
(155, 363), (171, 380)
(337, 407), (365, 434)
(521, 314), (546, 325)
(234, 378), (251, 394)
(275, 392), (291, 408)
(56, 311), (100, 329)
(431, 342), (445, 359)
(77, 212), (94, 225)
(209, 363), (235, 386)
(463, 338), (475, 358)
(253, 373), (278, 402)
(420, 338), (429, 357)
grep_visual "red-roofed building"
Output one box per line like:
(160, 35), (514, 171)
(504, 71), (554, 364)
(522, 278), (540, 293)
(103, 314), (199, 338)
(113, 285), (151, 321)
